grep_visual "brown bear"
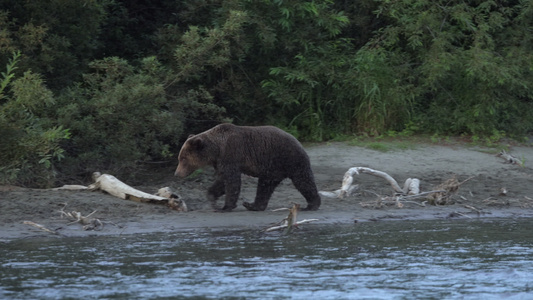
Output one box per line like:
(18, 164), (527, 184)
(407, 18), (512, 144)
(174, 123), (321, 212)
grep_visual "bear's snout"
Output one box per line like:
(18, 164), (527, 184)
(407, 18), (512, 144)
(174, 165), (190, 178)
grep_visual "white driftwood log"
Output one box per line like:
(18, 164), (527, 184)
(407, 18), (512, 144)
(497, 150), (523, 165)
(88, 172), (187, 211)
(319, 184), (358, 199)
(404, 178), (420, 195)
(320, 167), (421, 199)
(51, 185), (89, 191)
(155, 187), (179, 199)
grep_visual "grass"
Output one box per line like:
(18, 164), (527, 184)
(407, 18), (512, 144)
(346, 136), (422, 152)
(327, 132), (527, 153)
(354, 140), (417, 152)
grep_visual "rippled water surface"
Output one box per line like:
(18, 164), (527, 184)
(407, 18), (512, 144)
(1, 218), (533, 299)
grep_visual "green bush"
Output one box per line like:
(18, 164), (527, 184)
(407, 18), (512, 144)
(0, 52), (70, 187)
(372, 0), (533, 137)
(53, 57), (226, 180)
(2, 0), (533, 182)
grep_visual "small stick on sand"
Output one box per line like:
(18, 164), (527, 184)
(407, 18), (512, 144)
(464, 205), (483, 216)
(59, 204), (103, 231)
(266, 203), (319, 233)
(23, 221), (59, 235)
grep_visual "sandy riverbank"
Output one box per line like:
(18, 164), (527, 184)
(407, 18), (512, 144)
(2, 141), (533, 241)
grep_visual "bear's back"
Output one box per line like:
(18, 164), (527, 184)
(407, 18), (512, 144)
(210, 124), (309, 178)
(213, 123), (303, 153)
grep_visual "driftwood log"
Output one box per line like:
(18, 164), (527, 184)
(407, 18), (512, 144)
(87, 172), (187, 211)
(51, 185), (89, 191)
(318, 167), (471, 208)
(319, 167), (421, 199)
(497, 150), (524, 166)
(426, 175), (474, 205)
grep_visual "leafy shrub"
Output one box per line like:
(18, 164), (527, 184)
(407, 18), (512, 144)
(0, 52), (70, 187)
(372, 0), (533, 137)
(53, 57), (226, 180)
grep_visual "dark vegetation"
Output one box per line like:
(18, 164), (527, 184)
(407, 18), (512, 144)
(0, 0), (532, 187)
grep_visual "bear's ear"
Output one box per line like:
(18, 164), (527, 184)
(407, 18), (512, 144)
(187, 134), (195, 139)
(187, 136), (204, 150)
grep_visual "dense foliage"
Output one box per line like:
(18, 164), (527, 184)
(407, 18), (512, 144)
(0, 0), (532, 187)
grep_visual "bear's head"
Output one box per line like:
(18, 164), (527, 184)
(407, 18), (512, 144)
(174, 135), (214, 178)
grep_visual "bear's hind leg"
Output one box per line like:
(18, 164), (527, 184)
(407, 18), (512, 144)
(291, 173), (321, 211)
(243, 178), (282, 211)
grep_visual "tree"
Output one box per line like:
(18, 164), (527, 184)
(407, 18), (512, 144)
(369, 0), (533, 136)
(0, 0), (108, 90)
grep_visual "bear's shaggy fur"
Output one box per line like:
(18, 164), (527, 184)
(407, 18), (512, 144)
(175, 123), (321, 212)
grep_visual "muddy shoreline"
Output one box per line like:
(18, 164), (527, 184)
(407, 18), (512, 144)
(2, 142), (533, 241)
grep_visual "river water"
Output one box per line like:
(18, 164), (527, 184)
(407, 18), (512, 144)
(1, 218), (532, 299)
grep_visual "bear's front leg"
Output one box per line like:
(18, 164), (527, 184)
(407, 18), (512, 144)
(207, 178), (225, 210)
(220, 172), (241, 212)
